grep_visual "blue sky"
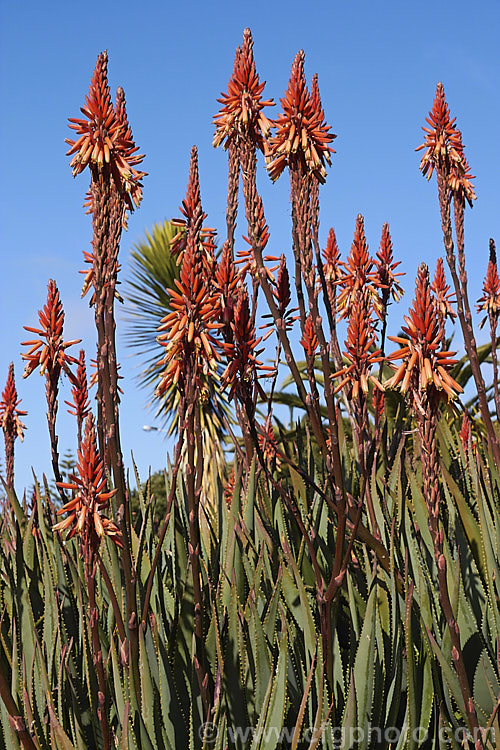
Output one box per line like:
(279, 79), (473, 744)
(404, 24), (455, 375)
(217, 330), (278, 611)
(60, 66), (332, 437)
(1, 0), (499, 492)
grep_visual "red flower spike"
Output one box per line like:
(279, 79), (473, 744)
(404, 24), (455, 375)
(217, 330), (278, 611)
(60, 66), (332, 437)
(221, 285), (267, 400)
(477, 239), (500, 329)
(300, 315), (319, 358)
(170, 146), (215, 263)
(449, 129), (476, 207)
(66, 51), (145, 210)
(416, 82), (462, 181)
(267, 51), (335, 183)
(323, 227), (342, 284)
(215, 241), (241, 340)
(53, 413), (122, 548)
(213, 28), (274, 152)
(332, 298), (384, 399)
(156, 161), (222, 399)
(386, 263), (462, 400)
(432, 257), (456, 321)
(21, 280), (80, 379)
(0, 363), (27, 442)
(65, 350), (91, 424)
(336, 215), (381, 320)
(374, 223), (404, 304)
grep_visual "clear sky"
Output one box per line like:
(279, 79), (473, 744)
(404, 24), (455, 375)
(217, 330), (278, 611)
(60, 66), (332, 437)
(1, 0), (499, 493)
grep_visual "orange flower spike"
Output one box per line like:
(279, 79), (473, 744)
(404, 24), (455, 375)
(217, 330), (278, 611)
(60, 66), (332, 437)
(416, 82), (463, 180)
(66, 51), (145, 209)
(221, 285), (265, 400)
(374, 223), (404, 304)
(213, 28), (274, 152)
(336, 215), (381, 320)
(300, 314), (319, 358)
(65, 350), (90, 424)
(386, 263), (462, 400)
(477, 239), (500, 329)
(323, 227), (342, 284)
(0, 363), (27, 442)
(432, 257), (456, 321)
(267, 51), (335, 183)
(53, 413), (121, 548)
(21, 280), (81, 379)
(449, 129), (476, 207)
(333, 298), (384, 396)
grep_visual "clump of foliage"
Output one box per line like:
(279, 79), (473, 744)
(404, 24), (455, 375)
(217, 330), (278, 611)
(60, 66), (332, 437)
(1, 31), (500, 750)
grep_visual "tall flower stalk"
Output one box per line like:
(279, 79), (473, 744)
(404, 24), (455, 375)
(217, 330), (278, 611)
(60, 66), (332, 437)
(477, 239), (500, 422)
(416, 83), (499, 463)
(66, 52), (145, 684)
(156, 147), (219, 718)
(386, 264), (482, 745)
(21, 280), (80, 496)
(54, 413), (123, 750)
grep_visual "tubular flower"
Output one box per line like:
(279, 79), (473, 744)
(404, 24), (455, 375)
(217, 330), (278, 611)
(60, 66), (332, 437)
(477, 239), (500, 329)
(416, 82), (463, 181)
(336, 215), (381, 320)
(432, 257), (456, 321)
(374, 223), (404, 304)
(266, 50), (335, 183)
(21, 280), (80, 379)
(221, 285), (269, 401)
(385, 264), (462, 401)
(53, 414), (122, 548)
(258, 417), (281, 469)
(332, 297), (384, 400)
(0, 363), (27, 442)
(66, 51), (145, 210)
(213, 27), (274, 152)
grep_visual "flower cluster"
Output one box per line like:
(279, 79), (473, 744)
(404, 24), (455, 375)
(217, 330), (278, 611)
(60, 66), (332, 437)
(266, 50), (335, 183)
(374, 223), (404, 305)
(432, 257), (456, 322)
(0, 363), (27, 443)
(213, 27), (274, 152)
(336, 215), (381, 320)
(221, 285), (269, 401)
(156, 149), (221, 397)
(21, 280), (80, 379)
(477, 239), (500, 329)
(416, 82), (475, 205)
(386, 264), (462, 400)
(66, 51), (145, 211)
(53, 414), (122, 548)
(333, 297), (384, 400)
